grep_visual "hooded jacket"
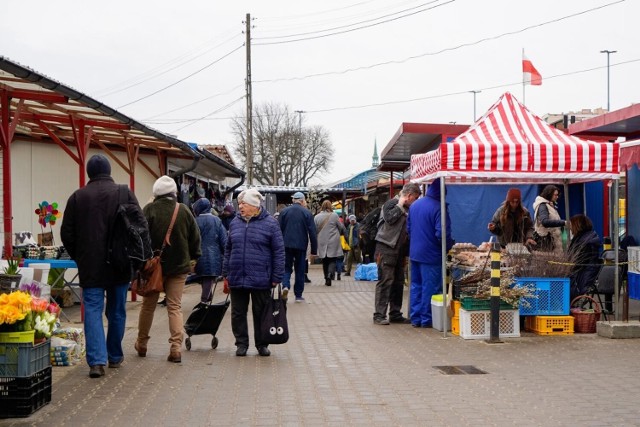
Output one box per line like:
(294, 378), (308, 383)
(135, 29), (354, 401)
(223, 208), (285, 290)
(193, 198), (226, 277)
(408, 180), (454, 265)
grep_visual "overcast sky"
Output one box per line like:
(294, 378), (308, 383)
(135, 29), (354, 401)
(1, 0), (637, 184)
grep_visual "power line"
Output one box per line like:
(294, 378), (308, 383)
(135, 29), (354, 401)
(254, 1), (454, 45)
(95, 26), (240, 96)
(255, 0), (625, 83)
(171, 96), (245, 132)
(117, 44), (244, 109)
(255, 0), (443, 40)
(143, 84), (244, 120)
(99, 32), (242, 98)
(141, 59), (638, 122)
(302, 58), (640, 114)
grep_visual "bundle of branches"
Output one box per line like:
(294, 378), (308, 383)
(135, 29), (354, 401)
(456, 267), (490, 285)
(473, 269), (536, 308)
(510, 251), (573, 278)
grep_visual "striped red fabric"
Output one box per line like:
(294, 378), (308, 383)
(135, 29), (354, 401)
(411, 92), (620, 184)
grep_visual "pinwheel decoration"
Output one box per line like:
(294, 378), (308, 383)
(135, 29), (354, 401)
(35, 201), (60, 227)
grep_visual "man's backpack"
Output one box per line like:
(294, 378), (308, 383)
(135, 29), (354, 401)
(360, 207), (382, 242)
(107, 185), (153, 278)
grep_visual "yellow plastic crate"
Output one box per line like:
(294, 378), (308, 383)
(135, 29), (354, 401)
(525, 315), (574, 335)
(0, 331), (35, 344)
(451, 316), (460, 336)
(453, 300), (460, 319)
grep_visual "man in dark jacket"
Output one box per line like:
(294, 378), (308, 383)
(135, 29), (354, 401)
(61, 154), (146, 378)
(407, 179), (454, 328)
(278, 192), (317, 301)
(373, 183), (421, 325)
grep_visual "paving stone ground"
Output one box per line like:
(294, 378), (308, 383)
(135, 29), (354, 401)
(2, 265), (640, 426)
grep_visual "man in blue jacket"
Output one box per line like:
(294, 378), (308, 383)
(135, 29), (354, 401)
(407, 178), (454, 328)
(279, 192), (318, 302)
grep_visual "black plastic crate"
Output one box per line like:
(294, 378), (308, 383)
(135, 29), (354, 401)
(0, 367), (52, 418)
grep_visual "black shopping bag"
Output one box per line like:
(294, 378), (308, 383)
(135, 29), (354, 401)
(260, 284), (289, 344)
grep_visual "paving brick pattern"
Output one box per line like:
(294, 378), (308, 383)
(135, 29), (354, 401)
(2, 266), (640, 426)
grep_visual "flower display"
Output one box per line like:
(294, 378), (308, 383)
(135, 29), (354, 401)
(0, 288), (60, 338)
(0, 291), (32, 330)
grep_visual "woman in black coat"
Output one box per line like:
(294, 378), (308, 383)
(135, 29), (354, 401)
(567, 214), (601, 301)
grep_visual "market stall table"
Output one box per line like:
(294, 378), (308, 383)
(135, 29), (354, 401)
(23, 259), (82, 321)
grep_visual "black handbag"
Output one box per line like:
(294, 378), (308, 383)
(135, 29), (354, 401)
(260, 284), (289, 345)
(533, 230), (554, 251)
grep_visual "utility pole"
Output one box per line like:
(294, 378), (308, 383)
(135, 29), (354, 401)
(600, 49), (617, 112)
(469, 90), (481, 121)
(245, 13), (253, 185)
(294, 110), (305, 186)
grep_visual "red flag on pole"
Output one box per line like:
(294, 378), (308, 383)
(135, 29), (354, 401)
(522, 54), (542, 85)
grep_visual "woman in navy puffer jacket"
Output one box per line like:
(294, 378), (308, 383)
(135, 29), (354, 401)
(222, 188), (285, 357)
(193, 198), (227, 303)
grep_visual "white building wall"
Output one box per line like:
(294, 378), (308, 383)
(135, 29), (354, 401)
(6, 139), (160, 249)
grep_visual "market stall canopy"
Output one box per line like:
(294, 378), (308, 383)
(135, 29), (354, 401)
(378, 122), (469, 172)
(411, 92), (620, 184)
(0, 56), (243, 181)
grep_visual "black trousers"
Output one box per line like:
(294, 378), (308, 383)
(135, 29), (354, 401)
(230, 288), (271, 349)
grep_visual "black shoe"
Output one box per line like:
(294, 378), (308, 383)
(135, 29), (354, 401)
(236, 346), (248, 357)
(304, 275), (311, 283)
(325, 278), (331, 286)
(257, 347), (271, 357)
(108, 357), (123, 368)
(344, 272), (351, 276)
(157, 298), (167, 306)
(89, 365), (105, 378)
(331, 273), (335, 280)
(389, 316), (411, 324)
(337, 273), (341, 281)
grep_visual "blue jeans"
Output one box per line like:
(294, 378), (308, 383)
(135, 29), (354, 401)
(283, 248), (307, 298)
(409, 262), (442, 327)
(83, 283), (129, 366)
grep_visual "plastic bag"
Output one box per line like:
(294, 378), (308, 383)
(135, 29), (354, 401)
(50, 336), (82, 366)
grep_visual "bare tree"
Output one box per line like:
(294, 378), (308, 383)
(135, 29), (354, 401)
(230, 102), (334, 186)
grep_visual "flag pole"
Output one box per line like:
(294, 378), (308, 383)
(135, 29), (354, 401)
(522, 48), (525, 105)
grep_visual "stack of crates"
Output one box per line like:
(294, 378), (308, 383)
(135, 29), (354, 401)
(0, 331), (52, 418)
(515, 277), (574, 335)
(458, 301), (520, 340)
(627, 247), (640, 300)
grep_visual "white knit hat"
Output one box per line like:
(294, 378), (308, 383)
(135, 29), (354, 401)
(238, 188), (264, 207)
(153, 175), (177, 197)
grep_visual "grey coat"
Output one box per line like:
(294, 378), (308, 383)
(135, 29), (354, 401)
(314, 211), (346, 259)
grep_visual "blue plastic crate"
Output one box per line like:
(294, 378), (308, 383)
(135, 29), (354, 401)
(0, 340), (51, 378)
(514, 277), (570, 316)
(629, 272), (640, 300)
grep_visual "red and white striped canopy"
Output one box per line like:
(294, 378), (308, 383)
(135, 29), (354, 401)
(411, 92), (620, 184)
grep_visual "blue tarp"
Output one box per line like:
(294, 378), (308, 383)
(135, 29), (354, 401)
(354, 263), (378, 281)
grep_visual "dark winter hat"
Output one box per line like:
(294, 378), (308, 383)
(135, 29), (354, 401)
(506, 188), (521, 203)
(193, 198), (211, 216)
(86, 154), (111, 179)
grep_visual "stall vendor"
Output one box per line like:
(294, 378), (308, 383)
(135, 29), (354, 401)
(487, 188), (536, 248)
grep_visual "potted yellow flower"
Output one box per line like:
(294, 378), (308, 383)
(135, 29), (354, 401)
(0, 290), (34, 342)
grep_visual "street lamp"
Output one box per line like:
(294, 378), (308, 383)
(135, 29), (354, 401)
(600, 50), (617, 112)
(294, 110), (305, 185)
(469, 90), (481, 121)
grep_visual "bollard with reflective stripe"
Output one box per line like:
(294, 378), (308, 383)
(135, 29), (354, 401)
(487, 242), (503, 343)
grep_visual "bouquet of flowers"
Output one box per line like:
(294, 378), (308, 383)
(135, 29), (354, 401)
(0, 284), (60, 338)
(0, 291), (33, 332)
